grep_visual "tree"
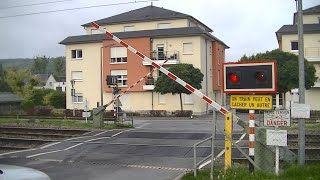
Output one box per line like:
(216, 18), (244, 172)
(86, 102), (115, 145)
(154, 63), (204, 110)
(52, 57), (65, 79)
(5, 68), (39, 98)
(239, 49), (317, 94)
(31, 55), (49, 74)
(0, 64), (11, 92)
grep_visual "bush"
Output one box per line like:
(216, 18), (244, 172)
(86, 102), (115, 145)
(50, 109), (65, 117)
(21, 100), (35, 115)
(172, 110), (193, 117)
(150, 110), (167, 117)
(44, 91), (65, 108)
(29, 89), (55, 106)
(34, 106), (52, 116)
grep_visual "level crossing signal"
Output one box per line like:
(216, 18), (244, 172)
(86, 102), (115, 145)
(222, 61), (276, 94)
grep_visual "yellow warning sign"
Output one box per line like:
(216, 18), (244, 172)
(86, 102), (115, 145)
(230, 95), (273, 110)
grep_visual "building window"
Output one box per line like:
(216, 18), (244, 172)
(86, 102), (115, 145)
(71, 49), (82, 59)
(158, 94), (166, 104)
(49, 82), (52, 86)
(183, 43), (193, 54)
(291, 41), (298, 51)
(184, 94), (194, 105)
(157, 44), (165, 60)
(124, 25), (135, 32)
(110, 47), (127, 63)
(71, 71), (83, 81)
(73, 93), (83, 103)
(111, 70), (127, 87)
(217, 48), (220, 65)
(218, 70), (221, 86)
(157, 23), (171, 29)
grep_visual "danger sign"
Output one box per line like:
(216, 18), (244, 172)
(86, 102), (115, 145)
(264, 110), (291, 127)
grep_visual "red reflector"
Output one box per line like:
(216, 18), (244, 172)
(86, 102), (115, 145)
(229, 73), (239, 83)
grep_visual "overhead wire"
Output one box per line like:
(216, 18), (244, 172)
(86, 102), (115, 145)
(0, 0), (73, 10)
(0, 0), (159, 19)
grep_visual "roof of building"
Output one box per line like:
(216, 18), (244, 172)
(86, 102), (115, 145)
(60, 26), (229, 48)
(302, 4), (320, 14)
(293, 4), (320, 23)
(34, 74), (50, 82)
(82, 5), (213, 32)
(276, 24), (320, 39)
(0, 92), (23, 103)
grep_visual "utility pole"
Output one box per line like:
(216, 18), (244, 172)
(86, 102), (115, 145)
(297, 0), (305, 165)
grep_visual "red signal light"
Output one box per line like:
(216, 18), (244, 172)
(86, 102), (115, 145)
(255, 72), (265, 81)
(228, 73), (239, 83)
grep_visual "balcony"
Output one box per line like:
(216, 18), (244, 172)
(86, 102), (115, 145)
(305, 47), (320, 62)
(313, 78), (320, 88)
(143, 51), (179, 65)
(143, 77), (155, 90)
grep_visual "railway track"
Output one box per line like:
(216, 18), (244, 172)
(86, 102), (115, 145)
(0, 126), (89, 152)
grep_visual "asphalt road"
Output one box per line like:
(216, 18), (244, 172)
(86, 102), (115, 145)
(0, 114), (246, 180)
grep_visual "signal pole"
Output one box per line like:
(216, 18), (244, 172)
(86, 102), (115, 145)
(297, 0), (305, 165)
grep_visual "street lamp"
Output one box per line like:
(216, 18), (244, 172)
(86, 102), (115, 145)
(100, 44), (115, 107)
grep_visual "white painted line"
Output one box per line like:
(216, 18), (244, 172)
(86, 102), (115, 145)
(38, 158), (63, 163)
(93, 130), (114, 137)
(63, 135), (92, 141)
(135, 123), (150, 129)
(64, 143), (84, 150)
(111, 129), (132, 137)
(40, 142), (62, 149)
(85, 137), (110, 142)
(26, 149), (64, 158)
(0, 148), (38, 156)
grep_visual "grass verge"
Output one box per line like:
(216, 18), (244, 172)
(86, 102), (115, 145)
(0, 118), (133, 129)
(182, 164), (320, 180)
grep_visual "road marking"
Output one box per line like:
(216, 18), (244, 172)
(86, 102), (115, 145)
(85, 136), (110, 142)
(0, 148), (38, 156)
(111, 129), (132, 137)
(64, 143), (84, 150)
(93, 130), (114, 137)
(135, 123), (150, 129)
(26, 149), (64, 158)
(40, 142), (61, 149)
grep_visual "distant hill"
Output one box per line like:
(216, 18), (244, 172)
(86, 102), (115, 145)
(0, 57), (65, 74)
(0, 58), (33, 69)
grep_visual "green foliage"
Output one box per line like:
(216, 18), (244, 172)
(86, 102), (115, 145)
(0, 64), (11, 92)
(21, 99), (35, 111)
(0, 57), (66, 75)
(5, 68), (39, 98)
(50, 109), (65, 117)
(182, 164), (320, 180)
(239, 49), (317, 93)
(154, 64), (203, 110)
(31, 55), (49, 74)
(155, 63), (203, 95)
(44, 91), (66, 108)
(0, 118), (133, 129)
(52, 57), (66, 79)
(28, 89), (55, 106)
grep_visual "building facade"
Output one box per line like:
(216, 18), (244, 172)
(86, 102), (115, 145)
(60, 5), (228, 114)
(276, 5), (320, 110)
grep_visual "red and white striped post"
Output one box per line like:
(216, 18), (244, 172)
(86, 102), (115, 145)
(248, 110), (255, 172)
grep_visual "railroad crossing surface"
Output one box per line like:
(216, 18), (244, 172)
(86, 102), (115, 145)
(0, 115), (246, 180)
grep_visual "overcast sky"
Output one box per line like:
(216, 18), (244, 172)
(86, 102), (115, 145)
(0, 0), (319, 61)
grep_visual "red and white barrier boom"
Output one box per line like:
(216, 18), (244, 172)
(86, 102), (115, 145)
(91, 22), (232, 116)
